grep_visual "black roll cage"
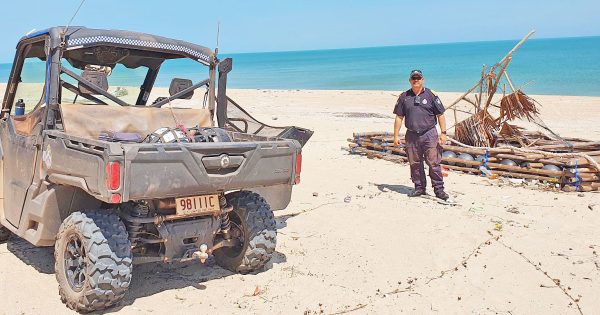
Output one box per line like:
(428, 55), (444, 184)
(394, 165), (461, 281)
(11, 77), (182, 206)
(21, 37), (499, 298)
(59, 65), (210, 108)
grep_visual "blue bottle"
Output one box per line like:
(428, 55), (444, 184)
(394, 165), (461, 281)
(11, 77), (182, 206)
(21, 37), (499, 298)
(15, 99), (25, 116)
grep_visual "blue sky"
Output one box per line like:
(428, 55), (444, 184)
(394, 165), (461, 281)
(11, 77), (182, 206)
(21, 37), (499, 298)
(0, 0), (598, 62)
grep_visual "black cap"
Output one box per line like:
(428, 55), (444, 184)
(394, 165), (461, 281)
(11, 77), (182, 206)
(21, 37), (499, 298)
(409, 69), (423, 79)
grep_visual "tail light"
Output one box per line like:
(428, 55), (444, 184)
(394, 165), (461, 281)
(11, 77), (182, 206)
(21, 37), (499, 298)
(105, 161), (121, 190)
(294, 153), (302, 184)
(110, 193), (122, 203)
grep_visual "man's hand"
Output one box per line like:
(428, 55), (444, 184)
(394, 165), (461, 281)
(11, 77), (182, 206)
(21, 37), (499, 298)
(439, 133), (447, 145)
(393, 115), (404, 146)
(437, 114), (447, 145)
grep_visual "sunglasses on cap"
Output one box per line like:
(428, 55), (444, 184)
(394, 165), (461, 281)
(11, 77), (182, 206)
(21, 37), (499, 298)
(411, 76), (423, 81)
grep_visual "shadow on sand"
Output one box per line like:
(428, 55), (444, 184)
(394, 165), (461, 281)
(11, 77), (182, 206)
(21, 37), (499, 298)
(4, 235), (286, 314)
(373, 183), (414, 195)
(6, 236), (55, 274)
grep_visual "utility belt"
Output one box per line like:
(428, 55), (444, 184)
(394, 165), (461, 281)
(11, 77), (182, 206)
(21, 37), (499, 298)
(407, 125), (436, 135)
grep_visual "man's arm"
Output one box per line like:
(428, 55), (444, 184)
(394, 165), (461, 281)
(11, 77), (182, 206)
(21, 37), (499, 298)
(437, 114), (447, 145)
(393, 115), (404, 146)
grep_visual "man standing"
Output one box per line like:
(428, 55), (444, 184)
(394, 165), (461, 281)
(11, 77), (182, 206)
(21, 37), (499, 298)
(392, 70), (449, 200)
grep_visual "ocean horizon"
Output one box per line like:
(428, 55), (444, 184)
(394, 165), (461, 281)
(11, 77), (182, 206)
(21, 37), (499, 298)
(1, 36), (599, 96)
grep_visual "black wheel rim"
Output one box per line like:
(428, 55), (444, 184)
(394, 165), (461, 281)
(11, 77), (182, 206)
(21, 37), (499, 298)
(63, 233), (87, 292)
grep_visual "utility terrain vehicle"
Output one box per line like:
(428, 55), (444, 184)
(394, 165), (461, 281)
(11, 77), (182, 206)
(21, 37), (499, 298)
(0, 26), (311, 312)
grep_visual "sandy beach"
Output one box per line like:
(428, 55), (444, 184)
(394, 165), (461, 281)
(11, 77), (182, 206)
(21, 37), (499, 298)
(1, 87), (599, 314)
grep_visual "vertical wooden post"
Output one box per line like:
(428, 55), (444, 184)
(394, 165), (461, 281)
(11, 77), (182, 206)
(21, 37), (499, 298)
(484, 58), (511, 111)
(503, 71), (517, 92)
(478, 65), (485, 111)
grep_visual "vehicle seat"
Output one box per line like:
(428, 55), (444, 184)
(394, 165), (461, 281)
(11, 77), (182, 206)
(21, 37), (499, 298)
(79, 69), (109, 95)
(169, 78), (194, 99)
(59, 103), (213, 139)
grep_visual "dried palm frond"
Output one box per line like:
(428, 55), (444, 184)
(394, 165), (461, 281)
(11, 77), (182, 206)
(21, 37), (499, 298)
(455, 110), (498, 147)
(498, 122), (528, 147)
(499, 90), (540, 122)
(499, 122), (525, 138)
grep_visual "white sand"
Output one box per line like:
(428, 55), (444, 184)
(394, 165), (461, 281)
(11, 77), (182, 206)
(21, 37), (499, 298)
(1, 86), (599, 314)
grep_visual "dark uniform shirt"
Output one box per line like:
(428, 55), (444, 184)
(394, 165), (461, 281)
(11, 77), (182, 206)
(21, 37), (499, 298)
(393, 87), (445, 133)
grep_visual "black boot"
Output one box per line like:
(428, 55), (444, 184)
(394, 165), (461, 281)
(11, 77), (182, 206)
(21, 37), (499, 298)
(408, 189), (426, 197)
(435, 191), (450, 201)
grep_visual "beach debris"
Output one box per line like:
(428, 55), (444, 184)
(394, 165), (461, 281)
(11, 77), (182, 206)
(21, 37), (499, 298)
(494, 223), (503, 231)
(447, 31), (540, 147)
(469, 206), (484, 212)
(271, 116), (278, 120)
(114, 86), (128, 97)
(344, 30), (600, 193)
(357, 185), (363, 190)
(457, 153), (475, 166)
(252, 286), (261, 296)
(443, 151), (458, 165)
(500, 159), (518, 167)
(499, 90), (540, 122)
(312, 192), (319, 197)
(589, 204), (598, 211)
(455, 110), (497, 147)
(344, 196), (352, 203)
(506, 207), (520, 214)
(508, 178), (524, 185)
(525, 179), (540, 186)
(345, 135), (599, 192)
(479, 166), (493, 177)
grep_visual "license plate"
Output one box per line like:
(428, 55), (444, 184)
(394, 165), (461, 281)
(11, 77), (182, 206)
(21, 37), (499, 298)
(176, 194), (220, 216)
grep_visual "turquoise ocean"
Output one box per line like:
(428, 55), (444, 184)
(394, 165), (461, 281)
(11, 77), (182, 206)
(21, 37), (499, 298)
(1, 36), (599, 96)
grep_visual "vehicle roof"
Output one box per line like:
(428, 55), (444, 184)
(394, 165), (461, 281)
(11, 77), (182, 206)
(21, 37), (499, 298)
(22, 26), (214, 64)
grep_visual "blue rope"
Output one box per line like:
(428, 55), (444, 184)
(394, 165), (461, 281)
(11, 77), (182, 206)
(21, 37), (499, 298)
(382, 132), (388, 148)
(573, 160), (582, 191)
(483, 149), (489, 169)
(479, 148), (490, 175)
(351, 133), (360, 154)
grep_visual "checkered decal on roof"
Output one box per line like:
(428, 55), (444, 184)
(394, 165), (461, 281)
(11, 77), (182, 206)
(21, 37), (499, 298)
(67, 36), (211, 62)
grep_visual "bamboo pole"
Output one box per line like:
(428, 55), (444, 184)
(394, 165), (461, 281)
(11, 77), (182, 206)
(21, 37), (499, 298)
(349, 145), (561, 182)
(444, 31), (535, 131)
(565, 173), (599, 181)
(565, 168), (597, 174)
(488, 169), (560, 182)
(504, 71), (517, 92)
(462, 96), (479, 108)
(442, 157), (564, 177)
(445, 80), (484, 111)
(528, 141), (600, 151)
(484, 58), (511, 110)
(444, 164), (483, 174)
(523, 162), (544, 168)
(494, 30), (536, 69)
(478, 65), (485, 111)
(349, 138), (565, 178)
(350, 135), (598, 169)
(453, 107), (458, 130)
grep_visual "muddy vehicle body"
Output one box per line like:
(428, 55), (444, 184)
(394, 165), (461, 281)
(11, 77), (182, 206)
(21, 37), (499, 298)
(0, 26), (311, 312)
